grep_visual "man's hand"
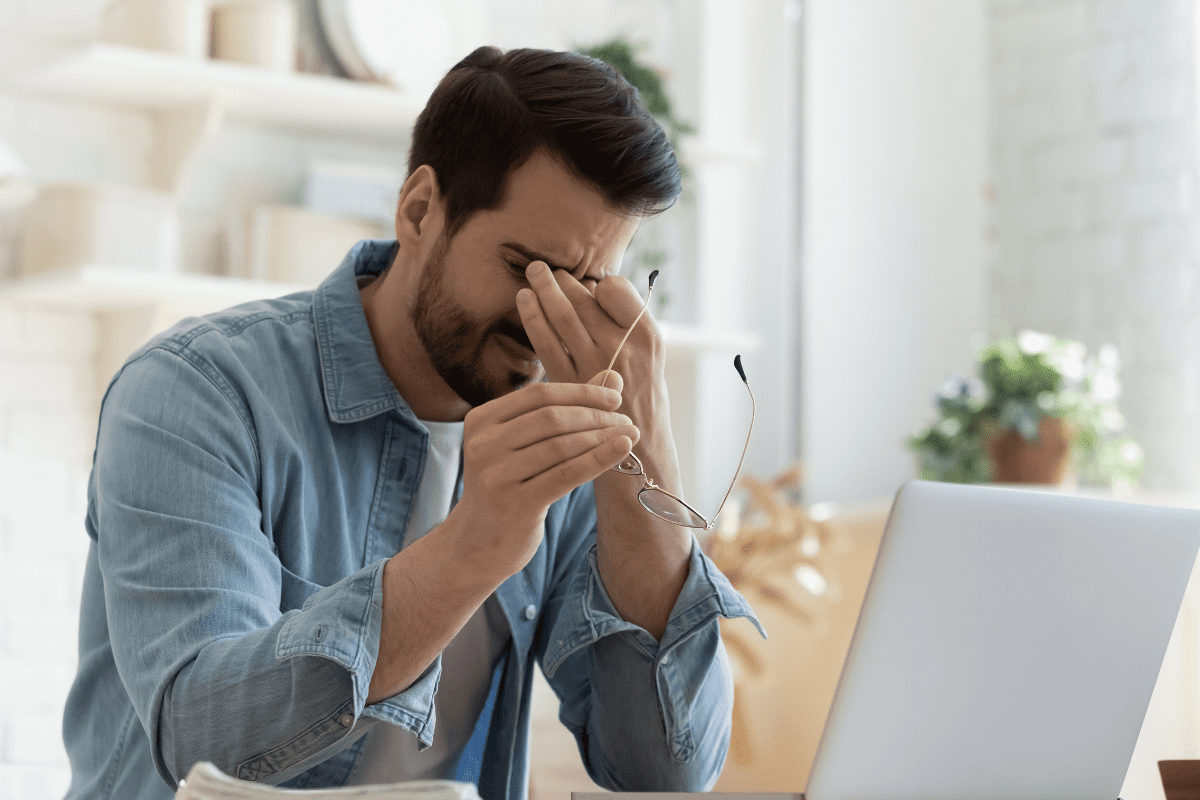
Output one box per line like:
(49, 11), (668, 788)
(516, 261), (662, 391)
(515, 260), (691, 642)
(447, 378), (640, 580)
(371, 377), (637, 703)
(516, 260), (679, 495)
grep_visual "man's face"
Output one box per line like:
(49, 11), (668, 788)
(411, 150), (640, 408)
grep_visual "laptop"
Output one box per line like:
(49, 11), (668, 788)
(802, 479), (1200, 800)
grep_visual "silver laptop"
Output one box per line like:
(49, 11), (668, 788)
(803, 479), (1200, 800)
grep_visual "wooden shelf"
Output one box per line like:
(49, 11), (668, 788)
(7, 44), (421, 137)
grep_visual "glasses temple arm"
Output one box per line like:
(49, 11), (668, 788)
(710, 355), (756, 524)
(601, 270), (657, 391)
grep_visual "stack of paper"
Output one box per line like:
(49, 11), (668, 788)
(174, 762), (482, 800)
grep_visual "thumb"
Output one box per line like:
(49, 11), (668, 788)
(590, 369), (624, 395)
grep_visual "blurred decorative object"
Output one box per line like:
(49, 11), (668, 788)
(294, 0), (346, 76)
(316, 0), (486, 99)
(908, 330), (1144, 490)
(0, 139), (36, 211)
(577, 38), (694, 158)
(704, 464), (848, 769)
(988, 415), (1072, 485)
(229, 205), (386, 285)
(101, 0), (210, 60)
(304, 160), (401, 224)
(20, 184), (180, 275)
(212, 0), (299, 72)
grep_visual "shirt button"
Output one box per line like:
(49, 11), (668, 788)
(522, 604), (537, 621)
(339, 713), (354, 727)
(660, 654), (671, 665)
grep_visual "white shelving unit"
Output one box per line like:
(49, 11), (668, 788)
(9, 45), (421, 132)
(0, 264), (309, 308)
(6, 45), (421, 190)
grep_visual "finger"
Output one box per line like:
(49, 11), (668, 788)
(590, 369), (624, 394)
(470, 381), (622, 425)
(489, 405), (636, 453)
(522, 434), (634, 504)
(553, 269), (618, 334)
(517, 287), (575, 379)
(526, 261), (598, 359)
(510, 426), (640, 483)
(595, 275), (653, 330)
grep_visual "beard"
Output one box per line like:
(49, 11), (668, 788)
(411, 233), (542, 408)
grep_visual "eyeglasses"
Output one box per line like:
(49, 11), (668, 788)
(601, 270), (755, 530)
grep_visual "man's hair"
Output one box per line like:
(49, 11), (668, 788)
(408, 46), (682, 236)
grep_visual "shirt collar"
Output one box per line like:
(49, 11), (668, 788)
(313, 239), (417, 425)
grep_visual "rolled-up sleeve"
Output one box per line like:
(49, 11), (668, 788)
(541, 534), (765, 791)
(94, 346), (434, 789)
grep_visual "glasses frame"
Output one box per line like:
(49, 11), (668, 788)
(601, 271), (756, 530)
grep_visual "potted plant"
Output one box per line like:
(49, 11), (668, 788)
(908, 330), (1144, 490)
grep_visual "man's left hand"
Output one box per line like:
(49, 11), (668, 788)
(515, 261), (673, 470)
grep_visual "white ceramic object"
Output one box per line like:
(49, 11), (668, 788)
(212, 0), (298, 72)
(316, 0), (487, 99)
(101, 0), (210, 60)
(20, 184), (181, 275)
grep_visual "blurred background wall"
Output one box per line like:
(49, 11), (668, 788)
(801, 0), (988, 504)
(988, 0), (1200, 494)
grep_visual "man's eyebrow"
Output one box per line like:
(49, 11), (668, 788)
(500, 242), (570, 273)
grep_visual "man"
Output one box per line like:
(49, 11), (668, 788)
(63, 46), (761, 800)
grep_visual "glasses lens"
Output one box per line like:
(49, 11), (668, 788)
(639, 488), (708, 528)
(611, 454), (643, 475)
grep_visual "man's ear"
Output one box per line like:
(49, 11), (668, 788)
(394, 165), (443, 250)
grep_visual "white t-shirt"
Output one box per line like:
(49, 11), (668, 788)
(348, 419), (511, 784)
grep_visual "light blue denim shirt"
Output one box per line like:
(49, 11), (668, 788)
(63, 239), (764, 800)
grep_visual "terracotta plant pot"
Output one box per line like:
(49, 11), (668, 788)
(986, 416), (1072, 485)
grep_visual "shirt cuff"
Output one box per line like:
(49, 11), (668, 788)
(275, 558), (440, 747)
(543, 538), (766, 678)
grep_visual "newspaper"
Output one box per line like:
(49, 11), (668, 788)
(174, 762), (483, 800)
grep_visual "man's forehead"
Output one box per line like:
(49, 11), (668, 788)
(498, 220), (638, 275)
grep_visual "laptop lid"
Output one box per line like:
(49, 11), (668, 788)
(803, 480), (1200, 800)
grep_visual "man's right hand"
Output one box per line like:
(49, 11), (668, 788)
(370, 373), (637, 704)
(446, 374), (640, 581)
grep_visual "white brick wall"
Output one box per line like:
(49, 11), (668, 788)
(0, 298), (94, 800)
(989, 0), (1200, 492)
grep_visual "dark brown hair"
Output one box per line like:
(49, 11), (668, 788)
(408, 46), (682, 236)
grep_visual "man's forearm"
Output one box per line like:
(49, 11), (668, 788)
(367, 517), (504, 704)
(592, 465), (692, 641)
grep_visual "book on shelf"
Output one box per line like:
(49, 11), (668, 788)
(174, 762), (482, 800)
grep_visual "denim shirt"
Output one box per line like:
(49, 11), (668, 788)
(62, 240), (764, 800)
